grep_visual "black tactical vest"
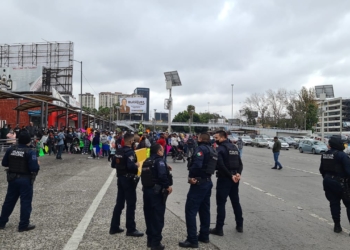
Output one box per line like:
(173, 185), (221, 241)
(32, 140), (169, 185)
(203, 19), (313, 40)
(222, 143), (240, 171)
(8, 146), (31, 174)
(202, 145), (218, 175)
(321, 151), (345, 175)
(115, 147), (132, 176)
(141, 158), (155, 187)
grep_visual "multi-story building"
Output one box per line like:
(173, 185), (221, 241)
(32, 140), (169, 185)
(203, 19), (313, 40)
(99, 92), (121, 108)
(79, 93), (96, 109)
(134, 87), (150, 121)
(315, 97), (350, 133)
(155, 112), (168, 122)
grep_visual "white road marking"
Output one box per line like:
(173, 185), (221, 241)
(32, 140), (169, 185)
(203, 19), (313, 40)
(244, 180), (350, 234)
(309, 213), (350, 234)
(63, 169), (115, 250)
(284, 166), (321, 176)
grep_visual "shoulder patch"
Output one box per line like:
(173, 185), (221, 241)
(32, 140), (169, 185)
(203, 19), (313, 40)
(32, 155), (37, 160)
(196, 151), (203, 157)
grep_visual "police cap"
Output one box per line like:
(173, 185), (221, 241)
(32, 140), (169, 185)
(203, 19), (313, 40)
(18, 131), (31, 145)
(328, 136), (345, 151)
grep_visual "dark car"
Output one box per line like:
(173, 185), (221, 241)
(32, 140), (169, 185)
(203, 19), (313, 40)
(278, 137), (297, 148)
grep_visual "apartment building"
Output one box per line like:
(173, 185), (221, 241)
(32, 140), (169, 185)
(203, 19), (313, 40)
(315, 97), (350, 133)
(79, 93), (96, 109)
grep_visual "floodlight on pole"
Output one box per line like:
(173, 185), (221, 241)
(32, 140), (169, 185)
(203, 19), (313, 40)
(164, 71), (182, 133)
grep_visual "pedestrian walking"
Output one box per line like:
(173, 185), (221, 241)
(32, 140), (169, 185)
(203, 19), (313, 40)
(271, 136), (283, 170)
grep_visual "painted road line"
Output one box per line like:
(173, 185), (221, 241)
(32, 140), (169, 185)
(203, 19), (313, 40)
(63, 169), (115, 250)
(244, 181), (349, 234)
(284, 166), (321, 176)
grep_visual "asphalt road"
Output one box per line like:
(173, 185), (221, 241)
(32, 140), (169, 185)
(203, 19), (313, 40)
(0, 146), (349, 250)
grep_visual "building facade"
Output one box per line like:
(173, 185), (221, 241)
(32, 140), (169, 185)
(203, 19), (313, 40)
(155, 112), (168, 122)
(99, 92), (121, 108)
(315, 97), (350, 133)
(79, 93), (96, 109)
(134, 88), (150, 121)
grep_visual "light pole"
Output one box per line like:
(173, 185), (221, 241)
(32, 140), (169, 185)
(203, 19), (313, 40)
(70, 59), (83, 129)
(154, 109), (157, 131)
(231, 84), (234, 120)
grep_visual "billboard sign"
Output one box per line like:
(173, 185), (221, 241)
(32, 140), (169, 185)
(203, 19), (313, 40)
(0, 66), (43, 92)
(119, 97), (147, 114)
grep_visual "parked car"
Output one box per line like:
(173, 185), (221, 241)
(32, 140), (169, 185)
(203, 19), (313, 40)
(241, 135), (252, 145)
(279, 137), (297, 148)
(298, 140), (328, 154)
(291, 136), (311, 142)
(256, 134), (273, 140)
(267, 139), (289, 150)
(251, 139), (268, 147)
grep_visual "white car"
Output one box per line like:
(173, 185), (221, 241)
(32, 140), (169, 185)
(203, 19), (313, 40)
(267, 140), (289, 150)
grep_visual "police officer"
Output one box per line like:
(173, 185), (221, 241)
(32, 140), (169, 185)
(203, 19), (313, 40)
(179, 133), (217, 248)
(0, 131), (40, 232)
(110, 132), (144, 237)
(210, 130), (243, 236)
(319, 136), (350, 233)
(142, 143), (173, 250)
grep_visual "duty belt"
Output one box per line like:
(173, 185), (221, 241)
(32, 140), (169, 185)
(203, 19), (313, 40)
(326, 174), (349, 182)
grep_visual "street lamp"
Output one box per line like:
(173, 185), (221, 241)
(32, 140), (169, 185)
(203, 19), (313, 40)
(70, 59), (83, 129)
(189, 109), (194, 134)
(231, 84), (234, 120)
(154, 109), (157, 132)
(164, 71), (182, 133)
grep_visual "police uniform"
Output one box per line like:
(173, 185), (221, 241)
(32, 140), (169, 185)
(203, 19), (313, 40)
(0, 132), (40, 232)
(141, 154), (172, 249)
(179, 142), (217, 248)
(210, 139), (243, 235)
(319, 137), (350, 233)
(110, 146), (143, 236)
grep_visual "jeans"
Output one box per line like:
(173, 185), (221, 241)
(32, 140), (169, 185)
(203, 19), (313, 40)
(323, 176), (350, 223)
(185, 181), (213, 244)
(110, 176), (137, 233)
(0, 177), (33, 230)
(48, 145), (56, 155)
(216, 177), (243, 230)
(56, 144), (63, 159)
(238, 149), (243, 158)
(143, 187), (166, 247)
(273, 152), (282, 168)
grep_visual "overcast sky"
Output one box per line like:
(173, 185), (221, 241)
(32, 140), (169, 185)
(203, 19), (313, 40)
(1, 0), (350, 120)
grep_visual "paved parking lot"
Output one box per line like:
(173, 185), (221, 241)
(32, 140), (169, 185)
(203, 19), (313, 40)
(0, 146), (349, 249)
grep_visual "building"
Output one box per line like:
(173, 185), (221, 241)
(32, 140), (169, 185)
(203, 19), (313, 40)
(134, 88), (150, 121)
(315, 97), (350, 133)
(155, 112), (168, 122)
(79, 93), (96, 109)
(99, 92), (121, 108)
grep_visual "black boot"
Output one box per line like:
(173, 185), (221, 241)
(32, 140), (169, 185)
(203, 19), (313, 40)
(334, 222), (342, 233)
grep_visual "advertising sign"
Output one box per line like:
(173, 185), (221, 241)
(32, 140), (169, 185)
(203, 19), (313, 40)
(52, 87), (68, 107)
(119, 97), (147, 114)
(0, 66), (43, 92)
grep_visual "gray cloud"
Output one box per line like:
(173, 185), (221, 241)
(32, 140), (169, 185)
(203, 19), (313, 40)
(1, 0), (350, 119)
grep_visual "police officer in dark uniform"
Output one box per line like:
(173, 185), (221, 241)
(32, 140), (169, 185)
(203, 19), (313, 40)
(110, 132), (144, 237)
(179, 133), (217, 248)
(0, 131), (40, 232)
(141, 143), (173, 250)
(319, 136), (350, 234)
(210, 130), (243, 236)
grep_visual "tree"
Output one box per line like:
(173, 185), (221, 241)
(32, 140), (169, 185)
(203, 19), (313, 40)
(245, 93), (268, 126)
(242, 108), (256, 125)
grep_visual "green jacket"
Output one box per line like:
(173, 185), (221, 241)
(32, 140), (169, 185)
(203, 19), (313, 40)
(272, 140), (281, 153)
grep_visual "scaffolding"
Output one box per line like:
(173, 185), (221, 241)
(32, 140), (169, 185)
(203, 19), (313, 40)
(0, 42), (74, 95)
